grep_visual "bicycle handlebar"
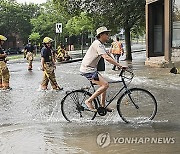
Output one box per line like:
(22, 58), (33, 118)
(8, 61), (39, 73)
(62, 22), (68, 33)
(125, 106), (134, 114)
(119, 67), (134, 80)
(119, 67), (127, 77)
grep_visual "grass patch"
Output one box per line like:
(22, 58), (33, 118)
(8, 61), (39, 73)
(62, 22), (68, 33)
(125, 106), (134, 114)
(8, 55), (24, 60)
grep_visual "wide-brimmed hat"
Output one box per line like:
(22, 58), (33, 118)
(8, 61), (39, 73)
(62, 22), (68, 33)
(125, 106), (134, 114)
(96, 26), (111, 36)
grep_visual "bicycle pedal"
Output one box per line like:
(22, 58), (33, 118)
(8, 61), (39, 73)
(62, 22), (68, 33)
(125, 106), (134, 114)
(81, 86), (90, 90)
(97, 107), (107, 116)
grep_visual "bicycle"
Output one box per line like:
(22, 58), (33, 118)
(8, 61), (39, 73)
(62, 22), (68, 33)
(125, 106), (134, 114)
(61, 68), (157, 123)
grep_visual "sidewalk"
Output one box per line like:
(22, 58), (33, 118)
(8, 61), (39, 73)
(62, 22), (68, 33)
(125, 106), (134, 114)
(63, 44), (146, 63)
(62, 48), (180, 91)
(87, 49), (180, 97)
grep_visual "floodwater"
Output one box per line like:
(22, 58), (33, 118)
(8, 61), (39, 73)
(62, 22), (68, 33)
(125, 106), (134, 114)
(0, 51), (179, 154)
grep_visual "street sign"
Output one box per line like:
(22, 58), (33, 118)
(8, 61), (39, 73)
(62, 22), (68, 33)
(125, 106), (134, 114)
(88, 34), (94, 38)
(56, 23), (62, 33)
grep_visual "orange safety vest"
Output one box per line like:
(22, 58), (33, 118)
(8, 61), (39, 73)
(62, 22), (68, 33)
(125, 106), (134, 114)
(111, 41), (123, 54)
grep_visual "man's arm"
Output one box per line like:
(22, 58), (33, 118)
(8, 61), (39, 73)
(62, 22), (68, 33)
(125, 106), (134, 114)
(41, 57), (45, 71)
(24, 49), (27, 58)
(52, 53), (56, 67)
(101, 53), (122, 68)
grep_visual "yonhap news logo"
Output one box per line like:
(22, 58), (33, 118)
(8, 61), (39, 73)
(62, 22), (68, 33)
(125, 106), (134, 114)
(96, 132), (176, 148)
(96, 132), (111, 148)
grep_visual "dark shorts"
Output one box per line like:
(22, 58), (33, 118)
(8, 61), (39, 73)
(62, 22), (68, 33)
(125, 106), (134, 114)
(81, 71), (99, 81)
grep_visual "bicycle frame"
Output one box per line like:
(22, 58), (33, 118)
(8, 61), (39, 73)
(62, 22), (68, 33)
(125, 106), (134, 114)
(88, 69), (132, 109)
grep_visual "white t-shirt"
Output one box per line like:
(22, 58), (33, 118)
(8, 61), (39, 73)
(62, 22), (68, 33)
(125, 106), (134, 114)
(80, 40), (107, 73)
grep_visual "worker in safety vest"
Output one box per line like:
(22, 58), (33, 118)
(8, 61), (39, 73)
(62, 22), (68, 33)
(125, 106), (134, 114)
(110, 37), (124, 70)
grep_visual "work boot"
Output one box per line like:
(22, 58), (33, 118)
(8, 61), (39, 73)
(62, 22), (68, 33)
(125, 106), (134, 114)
(2, 86), (12, 90)
(28, 66), (32, 71)
(2, 83), (11, 90)
(53, 86), (63, 91)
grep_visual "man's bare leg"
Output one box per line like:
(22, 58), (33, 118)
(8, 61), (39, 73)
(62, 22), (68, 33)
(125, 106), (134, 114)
(100, 90), (113, 112)
(100, 91), (106, 107)
(85, 75), (109, 110)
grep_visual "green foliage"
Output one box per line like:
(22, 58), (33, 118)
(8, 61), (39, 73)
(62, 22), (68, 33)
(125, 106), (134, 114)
(1, 0), (146, 58)
(54, 0), (145, 34)
(83, 0), (146, 60)
(53, 0), (146, 60)
(31, 0), (69, 41)
(66, 12), (94, 36)
(0, 0), (39, 42)
(53, 0), (82, 16)
(29, 32), (40, 44)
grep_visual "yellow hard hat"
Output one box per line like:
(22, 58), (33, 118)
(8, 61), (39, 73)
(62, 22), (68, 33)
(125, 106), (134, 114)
(43, 37), (53, 44)
(0, 35), (7, 41)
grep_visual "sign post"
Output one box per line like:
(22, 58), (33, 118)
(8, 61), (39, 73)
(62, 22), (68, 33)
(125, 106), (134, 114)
(55, 23), (62, 49)
(56, 23), (62, 33)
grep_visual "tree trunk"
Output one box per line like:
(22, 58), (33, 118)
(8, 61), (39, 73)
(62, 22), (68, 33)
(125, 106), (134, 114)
(125, 28), (132, 60)
(81, 33), (84, 57)
(68, 35), (71, 51)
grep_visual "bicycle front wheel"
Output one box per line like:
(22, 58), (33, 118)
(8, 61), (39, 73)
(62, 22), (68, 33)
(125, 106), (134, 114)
(117, 88), (157, 123)
(61, 90), (98, 122)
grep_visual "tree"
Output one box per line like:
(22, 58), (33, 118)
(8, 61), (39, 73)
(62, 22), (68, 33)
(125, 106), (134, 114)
(66, 12), (94, 35)
(85, 0), (146, 60)
(54, 0), (146, 60)
(29, 32), (40, 44)
(0, 0), (39, 43)
(31, 0), (70, 44)
(66, 12), (94, 54)
(18, 3), (40, 42)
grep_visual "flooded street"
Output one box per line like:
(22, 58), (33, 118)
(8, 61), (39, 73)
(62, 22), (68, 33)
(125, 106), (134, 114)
(0, 51), (179, 154)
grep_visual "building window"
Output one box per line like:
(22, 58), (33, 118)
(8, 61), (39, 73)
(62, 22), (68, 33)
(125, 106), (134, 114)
(172, 0), (180, 48)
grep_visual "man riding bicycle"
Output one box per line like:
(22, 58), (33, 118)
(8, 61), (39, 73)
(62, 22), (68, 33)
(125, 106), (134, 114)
(80, 27), (126, 112)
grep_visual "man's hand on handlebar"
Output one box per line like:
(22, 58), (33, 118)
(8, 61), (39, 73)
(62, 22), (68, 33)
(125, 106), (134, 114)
(122, 66), (128, 69)
(117, 64), (128, 70)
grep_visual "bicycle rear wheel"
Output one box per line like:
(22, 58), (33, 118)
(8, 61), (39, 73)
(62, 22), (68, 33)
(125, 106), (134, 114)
(117, 88), (157, 123)
(61, 90), (98, 122)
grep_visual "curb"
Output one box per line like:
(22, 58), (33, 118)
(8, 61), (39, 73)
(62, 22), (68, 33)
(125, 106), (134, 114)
(58, 58), (83, 64)
(131, 49), (146, 53)
(57, 50), (146, 64)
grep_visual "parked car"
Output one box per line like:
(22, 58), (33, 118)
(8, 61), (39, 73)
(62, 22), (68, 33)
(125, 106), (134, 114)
(5, 48), (21, 55)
